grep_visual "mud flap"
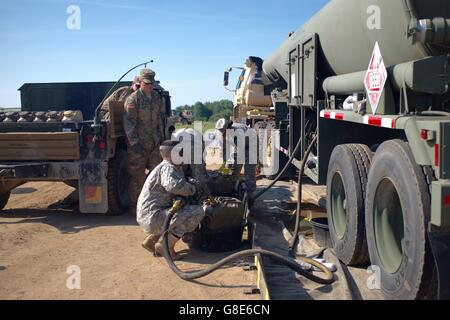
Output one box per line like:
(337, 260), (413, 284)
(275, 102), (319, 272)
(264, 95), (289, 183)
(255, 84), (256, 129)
(78, 161), (108, 213)
(427, 230), (450, 300)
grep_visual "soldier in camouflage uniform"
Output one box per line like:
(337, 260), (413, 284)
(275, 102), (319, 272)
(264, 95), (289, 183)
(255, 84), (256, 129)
(138, 140), (206, 260)
(215, 118), (257, 193)
(99, 76), (141, 119)
(124, 69), (165, 211)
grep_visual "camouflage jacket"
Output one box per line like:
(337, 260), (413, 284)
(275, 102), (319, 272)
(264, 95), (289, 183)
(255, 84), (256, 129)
(137, 160), (197, 221)
(123, 89), (164, 148)
(100, 86), (133, 117)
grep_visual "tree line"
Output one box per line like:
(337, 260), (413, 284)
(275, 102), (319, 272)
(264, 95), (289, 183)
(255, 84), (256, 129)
(175, 100), (233, 122)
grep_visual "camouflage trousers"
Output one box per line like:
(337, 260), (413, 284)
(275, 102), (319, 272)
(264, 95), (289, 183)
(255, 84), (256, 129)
(140, 205), (205, 238)
(127, 147), (162, 207)
(227, 145), (257, 192)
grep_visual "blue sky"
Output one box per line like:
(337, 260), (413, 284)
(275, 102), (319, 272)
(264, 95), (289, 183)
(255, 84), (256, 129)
(0, 0), (329, 109)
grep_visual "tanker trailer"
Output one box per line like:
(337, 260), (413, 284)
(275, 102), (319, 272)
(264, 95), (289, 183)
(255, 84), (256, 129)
(262, 0), (450, 300)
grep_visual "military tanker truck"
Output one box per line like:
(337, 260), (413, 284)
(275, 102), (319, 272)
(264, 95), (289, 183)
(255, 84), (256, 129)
(246, 0), (450, 300)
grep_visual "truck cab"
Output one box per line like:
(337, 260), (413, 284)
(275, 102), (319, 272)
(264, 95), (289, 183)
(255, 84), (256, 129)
(224, 57), (273, 126)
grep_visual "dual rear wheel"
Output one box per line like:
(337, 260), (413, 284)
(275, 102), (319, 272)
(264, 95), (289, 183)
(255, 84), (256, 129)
(327, 140), (435, 300)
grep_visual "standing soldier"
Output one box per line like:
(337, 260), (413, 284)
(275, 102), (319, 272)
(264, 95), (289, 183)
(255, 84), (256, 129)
(99, 76), (141, 119)
(124, 69), (165, 213)
(215, 118), (257, 194)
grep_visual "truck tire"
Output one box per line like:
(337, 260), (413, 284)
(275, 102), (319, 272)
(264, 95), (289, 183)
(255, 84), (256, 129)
(327, 144), (372, 266)
(365, 140), (435, 300)
(106, 149), (130, 215)
(0, 192), (10, 211)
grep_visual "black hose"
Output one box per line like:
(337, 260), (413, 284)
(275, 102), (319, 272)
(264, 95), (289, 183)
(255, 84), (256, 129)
(249, 132), (303, 206)
(93, 60), (153, 125)
(289, 134), (318, 256)
(161, 211), (334, 284)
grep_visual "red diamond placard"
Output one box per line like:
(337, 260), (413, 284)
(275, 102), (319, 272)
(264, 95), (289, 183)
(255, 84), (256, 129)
(364, 42), (387, 115)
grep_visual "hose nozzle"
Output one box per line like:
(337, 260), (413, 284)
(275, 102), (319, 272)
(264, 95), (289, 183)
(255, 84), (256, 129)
(170, 199), (185, 214)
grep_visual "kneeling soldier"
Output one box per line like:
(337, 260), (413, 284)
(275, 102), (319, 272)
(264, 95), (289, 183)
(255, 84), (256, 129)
(137, 140), (206, 260)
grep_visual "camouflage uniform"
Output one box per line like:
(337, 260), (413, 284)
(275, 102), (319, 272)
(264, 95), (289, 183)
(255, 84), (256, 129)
(137, 160), (205, 238)
(224, 123), (257, 192)
(99, 86), (134, 119)
(172, 128), (211, 196)
(124, 88), (164, 206)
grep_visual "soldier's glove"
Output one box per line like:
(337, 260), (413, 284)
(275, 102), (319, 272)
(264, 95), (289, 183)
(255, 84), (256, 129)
(132, 142), (145, 155)
(188, 177), (201, 190)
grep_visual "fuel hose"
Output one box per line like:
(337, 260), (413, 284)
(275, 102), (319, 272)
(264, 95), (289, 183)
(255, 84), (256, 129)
(289, 134), (318, 255)
(248, 131), (319, 255)
(161, 211), (334, 284)
(249, 131), (304, 206)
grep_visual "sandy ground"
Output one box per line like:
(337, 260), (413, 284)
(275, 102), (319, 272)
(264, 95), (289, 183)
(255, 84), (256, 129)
(0, 177), (386, 300)
(0, 182), (257, 300)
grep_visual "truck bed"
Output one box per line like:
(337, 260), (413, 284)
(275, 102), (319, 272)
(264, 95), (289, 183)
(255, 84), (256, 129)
(0, 132), (80, 161)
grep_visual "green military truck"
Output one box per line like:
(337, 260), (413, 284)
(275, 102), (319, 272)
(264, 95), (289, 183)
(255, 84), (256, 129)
(240, 0), (449, 300)
(0, 81), (172, 215)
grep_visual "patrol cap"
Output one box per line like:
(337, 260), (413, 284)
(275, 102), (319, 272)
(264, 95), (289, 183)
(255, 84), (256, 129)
(133, 75), (141, 84)
(140, 68), (156, 84)
(215, 118), (230, 131)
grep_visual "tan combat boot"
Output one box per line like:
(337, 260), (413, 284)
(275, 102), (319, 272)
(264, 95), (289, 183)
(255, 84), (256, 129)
(141, 234), (161, 254)
(154, 233), (182, 261)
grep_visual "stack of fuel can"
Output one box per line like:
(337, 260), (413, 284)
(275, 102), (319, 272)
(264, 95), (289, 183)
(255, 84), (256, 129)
(0, 110), (83, 123)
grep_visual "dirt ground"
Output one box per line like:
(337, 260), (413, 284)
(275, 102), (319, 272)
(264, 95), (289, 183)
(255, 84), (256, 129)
(1, 177), (387, 300)
(0, 182), (257, 300)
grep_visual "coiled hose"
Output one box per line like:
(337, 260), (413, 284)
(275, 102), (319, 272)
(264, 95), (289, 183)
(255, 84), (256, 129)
(161, 133), (334, 285)
(161, 211), (334, 284)
(249, 132), (318, 255)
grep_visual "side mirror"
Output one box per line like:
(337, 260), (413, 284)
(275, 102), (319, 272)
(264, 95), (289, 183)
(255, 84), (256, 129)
(223, 71), (230, 87)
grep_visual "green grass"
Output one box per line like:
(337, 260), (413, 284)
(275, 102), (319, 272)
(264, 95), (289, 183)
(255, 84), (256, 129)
(175, 121), (216, 134)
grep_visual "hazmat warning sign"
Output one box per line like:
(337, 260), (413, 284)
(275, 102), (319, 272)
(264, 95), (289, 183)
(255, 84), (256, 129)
(364, 42), (387, 115)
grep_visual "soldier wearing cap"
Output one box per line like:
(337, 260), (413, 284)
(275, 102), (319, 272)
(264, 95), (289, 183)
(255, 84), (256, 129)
(100, 75), (141, 119)
(124, 68), (166, 212)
